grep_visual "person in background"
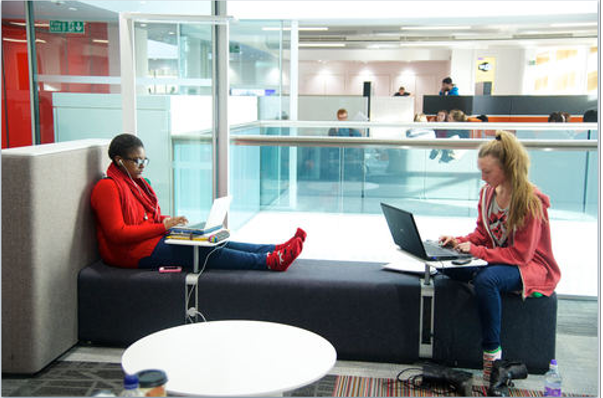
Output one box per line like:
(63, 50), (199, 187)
(447, 109), (471, 138)
(433, 110), (449, 138)
(581, 109), (597, 140)
(328, 108), (361, 137)
(406, 113), (435, 138)
(429, 110), (448, 160)
(439, 77), (459, 96)
(583, 109), (597, 123)
(476, 114), (489, 123)
(561, 112), (571, 123)
(393, 86), (411, 96)
(548, 112), (565, 123)
(91, 133), (306, 272)
(432, 109), (469, 163)
(439, 130), (560, 386)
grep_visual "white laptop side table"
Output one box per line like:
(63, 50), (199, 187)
(165, 235), (230, 323)
(121, 320), (337, 397)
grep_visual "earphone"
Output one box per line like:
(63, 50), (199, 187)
(117, 157), (159, 221)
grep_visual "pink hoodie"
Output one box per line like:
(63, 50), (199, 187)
(456, 185), (561, 299)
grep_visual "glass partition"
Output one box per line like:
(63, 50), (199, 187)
(188, 120), (597, 297)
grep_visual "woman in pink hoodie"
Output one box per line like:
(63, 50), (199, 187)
(439, 130), (561, 383)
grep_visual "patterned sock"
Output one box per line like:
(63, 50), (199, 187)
(275, 228), (307, 250)
(267, 238), (303, 272)
(483, 347), (502, 383)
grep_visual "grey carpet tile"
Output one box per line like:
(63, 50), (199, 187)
(4, 361), (124, 397)
(287, 375), (337, 397)
(556, 300), (598, 337)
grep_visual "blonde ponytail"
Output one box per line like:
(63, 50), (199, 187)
(478, 131), (544, 232)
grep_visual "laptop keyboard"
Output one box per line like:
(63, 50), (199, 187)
(424, 240), (471, 258)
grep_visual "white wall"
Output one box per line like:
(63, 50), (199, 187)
(450, 48), (527, 95)
(296, 60), (451, 113)
(450, 49), (475, 95)
(475, 48), (526, 95)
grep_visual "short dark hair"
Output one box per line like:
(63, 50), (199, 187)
(442, 77), (453, 84)
(583, 109), (597, 123)
(476, 114), (489, 122)
(548, 112), (565, 123)
(108, 133), (144, 161)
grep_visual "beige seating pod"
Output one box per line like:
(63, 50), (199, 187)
(2, 139), (109, 373)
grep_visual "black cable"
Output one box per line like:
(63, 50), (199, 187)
(391, 367), (460, 395)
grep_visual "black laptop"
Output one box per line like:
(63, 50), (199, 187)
(381, 202), (472, 261)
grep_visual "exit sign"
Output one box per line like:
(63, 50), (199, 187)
(49, 20), (85, 34)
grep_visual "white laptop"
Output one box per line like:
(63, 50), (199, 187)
(170, 196), (232, 236)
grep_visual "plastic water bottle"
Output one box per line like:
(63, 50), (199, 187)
(120, 374), (144, 397)
(543, 359), (562, 397)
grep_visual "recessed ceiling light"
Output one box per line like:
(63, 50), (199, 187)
(299, 43), (346, 48)
(401, 26), (471, 30)
(68, 7), (77, 11)
(262, 27), (328, 31)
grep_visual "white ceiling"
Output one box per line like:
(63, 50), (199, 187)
(2, 0), (598, 52)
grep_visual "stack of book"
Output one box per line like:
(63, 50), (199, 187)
(165, 232), (209, 241)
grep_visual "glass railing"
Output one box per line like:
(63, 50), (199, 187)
(172, 121), (597, 222)
(172, 121), (597, 297)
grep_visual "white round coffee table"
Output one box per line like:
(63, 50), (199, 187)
(121, 320), (337, 396)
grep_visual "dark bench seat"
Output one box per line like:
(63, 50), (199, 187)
(78, 259), (556, 373)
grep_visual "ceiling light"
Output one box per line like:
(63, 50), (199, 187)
(550, 22), (597, 27)
(299, 43), (346, 47)
(93, 39), (109, 44)
(401, 26), (471, 30)
(262, 27), (328, 31)
(68, 7), (77, 11)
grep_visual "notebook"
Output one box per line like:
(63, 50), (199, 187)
(380, 202), (473, 262)
(170, 196), (232, 236)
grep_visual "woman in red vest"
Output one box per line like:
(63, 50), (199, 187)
(91, 133), (305, 272)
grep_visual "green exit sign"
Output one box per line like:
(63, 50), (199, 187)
(49, 20), (85, 34)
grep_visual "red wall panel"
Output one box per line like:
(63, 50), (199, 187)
(2, 20), (110, 148)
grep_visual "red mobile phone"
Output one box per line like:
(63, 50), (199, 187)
(159, 266), (182, 273)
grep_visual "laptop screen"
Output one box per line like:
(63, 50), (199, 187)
(205, 195), (232, 229)
(380, 203), (429, 260)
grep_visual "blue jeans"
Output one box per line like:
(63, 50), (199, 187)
(441, 264), (523, 351)
(138, 237), (275, 271)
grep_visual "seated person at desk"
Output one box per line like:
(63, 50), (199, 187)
(393, 86), (411, 96)
(438, 131), (560, 384)
(91, 133), (305, 272)
(439, 76), (459, 96)
(328, 108), (361, 137)
(406, 113), (435, 138)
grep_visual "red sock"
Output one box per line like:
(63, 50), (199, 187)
(275, 228), (307, 250)
(267, 238), (303, 272)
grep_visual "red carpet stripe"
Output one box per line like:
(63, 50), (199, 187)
(332, 375), (589, 397)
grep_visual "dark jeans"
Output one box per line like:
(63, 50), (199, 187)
(139, 237), (275, 271)
(441, 264), (523, 351)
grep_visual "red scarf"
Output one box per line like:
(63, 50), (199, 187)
(106, 162), (161, 224)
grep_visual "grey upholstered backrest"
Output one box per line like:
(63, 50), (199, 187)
(2, 139), (110, 373)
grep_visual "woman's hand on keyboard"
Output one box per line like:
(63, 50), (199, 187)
(456, 242), (472, 253)
(439, 235), (457, 248)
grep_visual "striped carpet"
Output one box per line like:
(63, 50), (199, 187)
(329, 375), (588, 397)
